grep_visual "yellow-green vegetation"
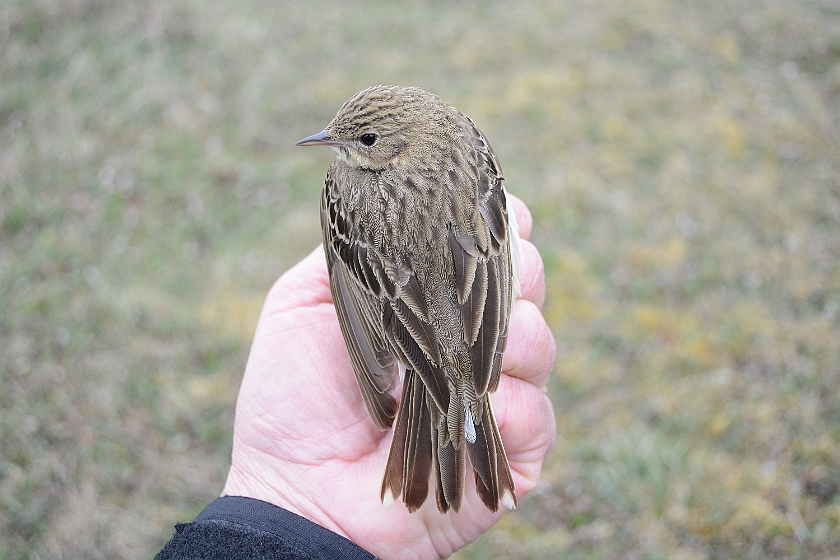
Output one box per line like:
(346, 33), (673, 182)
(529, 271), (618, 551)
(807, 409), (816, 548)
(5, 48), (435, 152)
(2, 0), (838, 558)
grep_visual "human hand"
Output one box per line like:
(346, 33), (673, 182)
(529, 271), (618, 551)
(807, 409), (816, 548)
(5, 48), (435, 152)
(222, 195), (556, 559)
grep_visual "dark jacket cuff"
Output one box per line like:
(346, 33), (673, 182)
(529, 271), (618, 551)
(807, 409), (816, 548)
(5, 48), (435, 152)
(156, 495), (377, 559)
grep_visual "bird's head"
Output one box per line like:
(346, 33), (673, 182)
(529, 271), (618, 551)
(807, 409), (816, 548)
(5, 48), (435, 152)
(296, 85), (460, 170)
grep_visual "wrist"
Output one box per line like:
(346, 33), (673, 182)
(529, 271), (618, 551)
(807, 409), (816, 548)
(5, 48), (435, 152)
(222, 455), (350, 541)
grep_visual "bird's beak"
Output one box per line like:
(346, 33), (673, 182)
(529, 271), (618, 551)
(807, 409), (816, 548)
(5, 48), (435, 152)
(295, 129), (339, 147)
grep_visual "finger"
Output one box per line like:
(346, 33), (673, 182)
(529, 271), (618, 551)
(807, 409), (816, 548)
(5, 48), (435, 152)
(502, 299), (556, 390)
(490, 375), (556, 493)
(508, 193), (532, 240)
(517, 240), (546, 309)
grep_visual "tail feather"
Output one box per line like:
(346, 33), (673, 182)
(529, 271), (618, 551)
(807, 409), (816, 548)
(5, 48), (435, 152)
(467, 398), (517, 512)
(381, 373), (515, 513)
(381, 369), (432, 512)
(434, 432), (466, 512)
(402, 373), (432, 510)
(466, 402), (499, 510)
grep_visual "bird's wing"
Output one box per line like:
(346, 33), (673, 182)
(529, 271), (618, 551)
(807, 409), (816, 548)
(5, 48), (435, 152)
(322, 171), (397, 430)
(323, 164), (453, 422)
(451, 120), (517, 397)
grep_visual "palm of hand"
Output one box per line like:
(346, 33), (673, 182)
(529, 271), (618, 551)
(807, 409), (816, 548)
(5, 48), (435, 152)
(223, 199), (555, 559)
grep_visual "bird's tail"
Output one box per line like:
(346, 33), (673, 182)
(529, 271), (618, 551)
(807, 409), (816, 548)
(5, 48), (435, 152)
(380, 370), (516, 513)
(466, 396), (517, 512)
(380, 369), (432, 512)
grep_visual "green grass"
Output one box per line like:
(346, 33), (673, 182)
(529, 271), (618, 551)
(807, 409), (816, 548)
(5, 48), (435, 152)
(2, 0), (839, 557)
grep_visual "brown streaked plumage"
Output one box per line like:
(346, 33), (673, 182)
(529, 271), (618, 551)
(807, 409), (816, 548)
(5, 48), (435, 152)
(296, 85), (521, 513)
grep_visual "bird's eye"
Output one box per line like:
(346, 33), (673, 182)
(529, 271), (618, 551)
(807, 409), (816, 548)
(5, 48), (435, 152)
(359, 133), (377, 146)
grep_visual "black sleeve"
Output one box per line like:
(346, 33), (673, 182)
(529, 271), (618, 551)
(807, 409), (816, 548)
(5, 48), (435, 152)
(155, 496), (378, 560)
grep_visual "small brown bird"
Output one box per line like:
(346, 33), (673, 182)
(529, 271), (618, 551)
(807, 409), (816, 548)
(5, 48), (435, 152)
(296, 85), (521, 513)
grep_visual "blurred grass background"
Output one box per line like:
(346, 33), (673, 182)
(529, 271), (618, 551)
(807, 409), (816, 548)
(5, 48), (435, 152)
(2, 0), (839, 557)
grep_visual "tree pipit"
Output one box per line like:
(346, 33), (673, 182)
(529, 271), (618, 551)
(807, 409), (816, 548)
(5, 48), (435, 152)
(297, 85), (522, 513)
